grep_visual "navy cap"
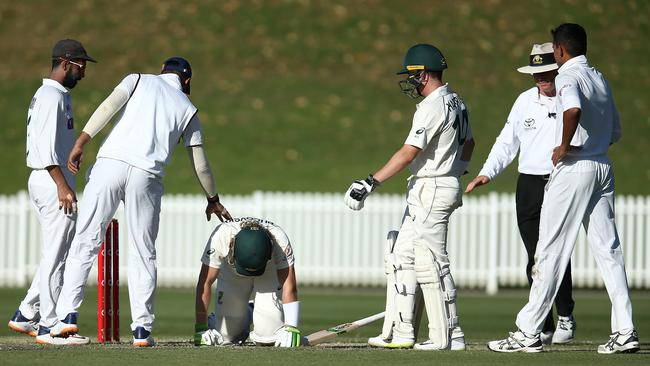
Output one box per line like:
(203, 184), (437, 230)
(52, 39), (97, 63)
(161, 56), (192, 80)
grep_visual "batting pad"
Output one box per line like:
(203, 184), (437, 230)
(415, 245), (449, 349)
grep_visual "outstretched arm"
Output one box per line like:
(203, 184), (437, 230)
(67, 88), (129, 174)
(373, 144), (421, 183)
(195, 264), (220, 325)
(278, 265), (298, 305)
(186, 145), (232, 222)
(275, 265), (301, 347)
(344, 144), (420, 211)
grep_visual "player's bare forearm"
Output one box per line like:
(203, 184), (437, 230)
(75, 131), (92, 149)
(373, 144), (420, 183)
(46, 165), (77, 214)
(195, 264), (219, 324)
(560, 108), (581, 148)
(552, 108), (581, 165)
(278, 266), (298, 304)
(68, 132), (92, 174)
(46, 165), (70, 190)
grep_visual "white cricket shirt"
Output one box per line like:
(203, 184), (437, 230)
(96, 73), (202, 177)
(478, 87), (557, 179)
(26, 79), (75, 170)
(404, 84), (473, 177)
(201, 217), (295, 271)
(555, 55), (621, 157)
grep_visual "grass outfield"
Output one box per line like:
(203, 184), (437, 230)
(1, 287), (649, 365)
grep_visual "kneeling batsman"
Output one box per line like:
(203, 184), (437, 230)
(194, 217), (301, 347)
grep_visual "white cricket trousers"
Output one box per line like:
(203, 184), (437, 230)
(212, 263), (284, 345)
(392, 176), (462, 339)
(57, 158), (163, 332)
(516, 156), (634, 334)
(19, 170), (76, 328)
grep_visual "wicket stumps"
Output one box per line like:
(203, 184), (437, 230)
(98, 219), (120, 343)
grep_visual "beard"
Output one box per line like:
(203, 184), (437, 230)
(62, 69), (82, 89)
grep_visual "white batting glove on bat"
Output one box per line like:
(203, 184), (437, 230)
(344, 174), (381, 211)
(274, 325), (302, 347)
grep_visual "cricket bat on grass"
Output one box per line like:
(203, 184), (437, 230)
(305, 312), (385, 346)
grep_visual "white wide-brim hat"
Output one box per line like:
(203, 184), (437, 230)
(517, 42), (558, 74)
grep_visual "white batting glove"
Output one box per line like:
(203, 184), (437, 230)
(274, 325), (302, 348)
(344, 175), (381, 211)
(194, 327), (224, 346)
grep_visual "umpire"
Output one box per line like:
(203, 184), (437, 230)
(465, 43), (575, 344)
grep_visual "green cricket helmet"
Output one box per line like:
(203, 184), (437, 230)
(397, 44), (447, 98)
(397, 44), (448, 74)
(233, 226), (273, 276)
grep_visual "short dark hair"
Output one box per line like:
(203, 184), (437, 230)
(551, 23), (587, 56)
(51, 58), (63, 70)
(426, 70), (443, 81)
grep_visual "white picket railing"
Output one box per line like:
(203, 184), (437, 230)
(1, 191), (648, 293)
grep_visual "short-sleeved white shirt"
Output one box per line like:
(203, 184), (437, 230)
(201, 217), (295, 272)
(404, 84), (473, 177)
(478, 87), (557, 179)
(26, 79), (75, 171)
(96, 73), (202, 177)
(555, 55), (621, 157)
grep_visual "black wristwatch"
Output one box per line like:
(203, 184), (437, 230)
(207, 194), (220, 204)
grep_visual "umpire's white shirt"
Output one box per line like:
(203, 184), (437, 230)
(478, 87), (557, 180)
(404, 84), (473, 177)
(555, 55), (621, 157)
(26, 79), (75, 172)
(96, 73), (202, 177)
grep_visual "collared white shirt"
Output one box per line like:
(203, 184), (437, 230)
(555, 55), (621, 157)
(26, 79), (75, 171)
(96, 73), (202, 177)
(478, 87), (557, 179)
(404, 83), (473, 177)
(201, 217), (294, 270)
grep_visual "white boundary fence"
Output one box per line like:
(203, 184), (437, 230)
(1, 191), (648, 293)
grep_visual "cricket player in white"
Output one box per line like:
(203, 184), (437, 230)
(344, 44), (474, 350)
(50, 57), (232, 347)
(488, 23), (639, 354)
(465, 43), (577, 345)
(194, 217), (300, 347)
(7, 39), (95, 346)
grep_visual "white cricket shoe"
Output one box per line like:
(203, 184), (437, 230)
(8, 310), (38, 337)
(540, 330), (553, 345)
(36, 326), (90, 345)
(133, 326), (156, 347)
(487, 330), (543, 353)
(49, 313), (80, 337)
(552, 315), (576, 344)
(367, 335), (414, 348)
(597, 330), (640, 354)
